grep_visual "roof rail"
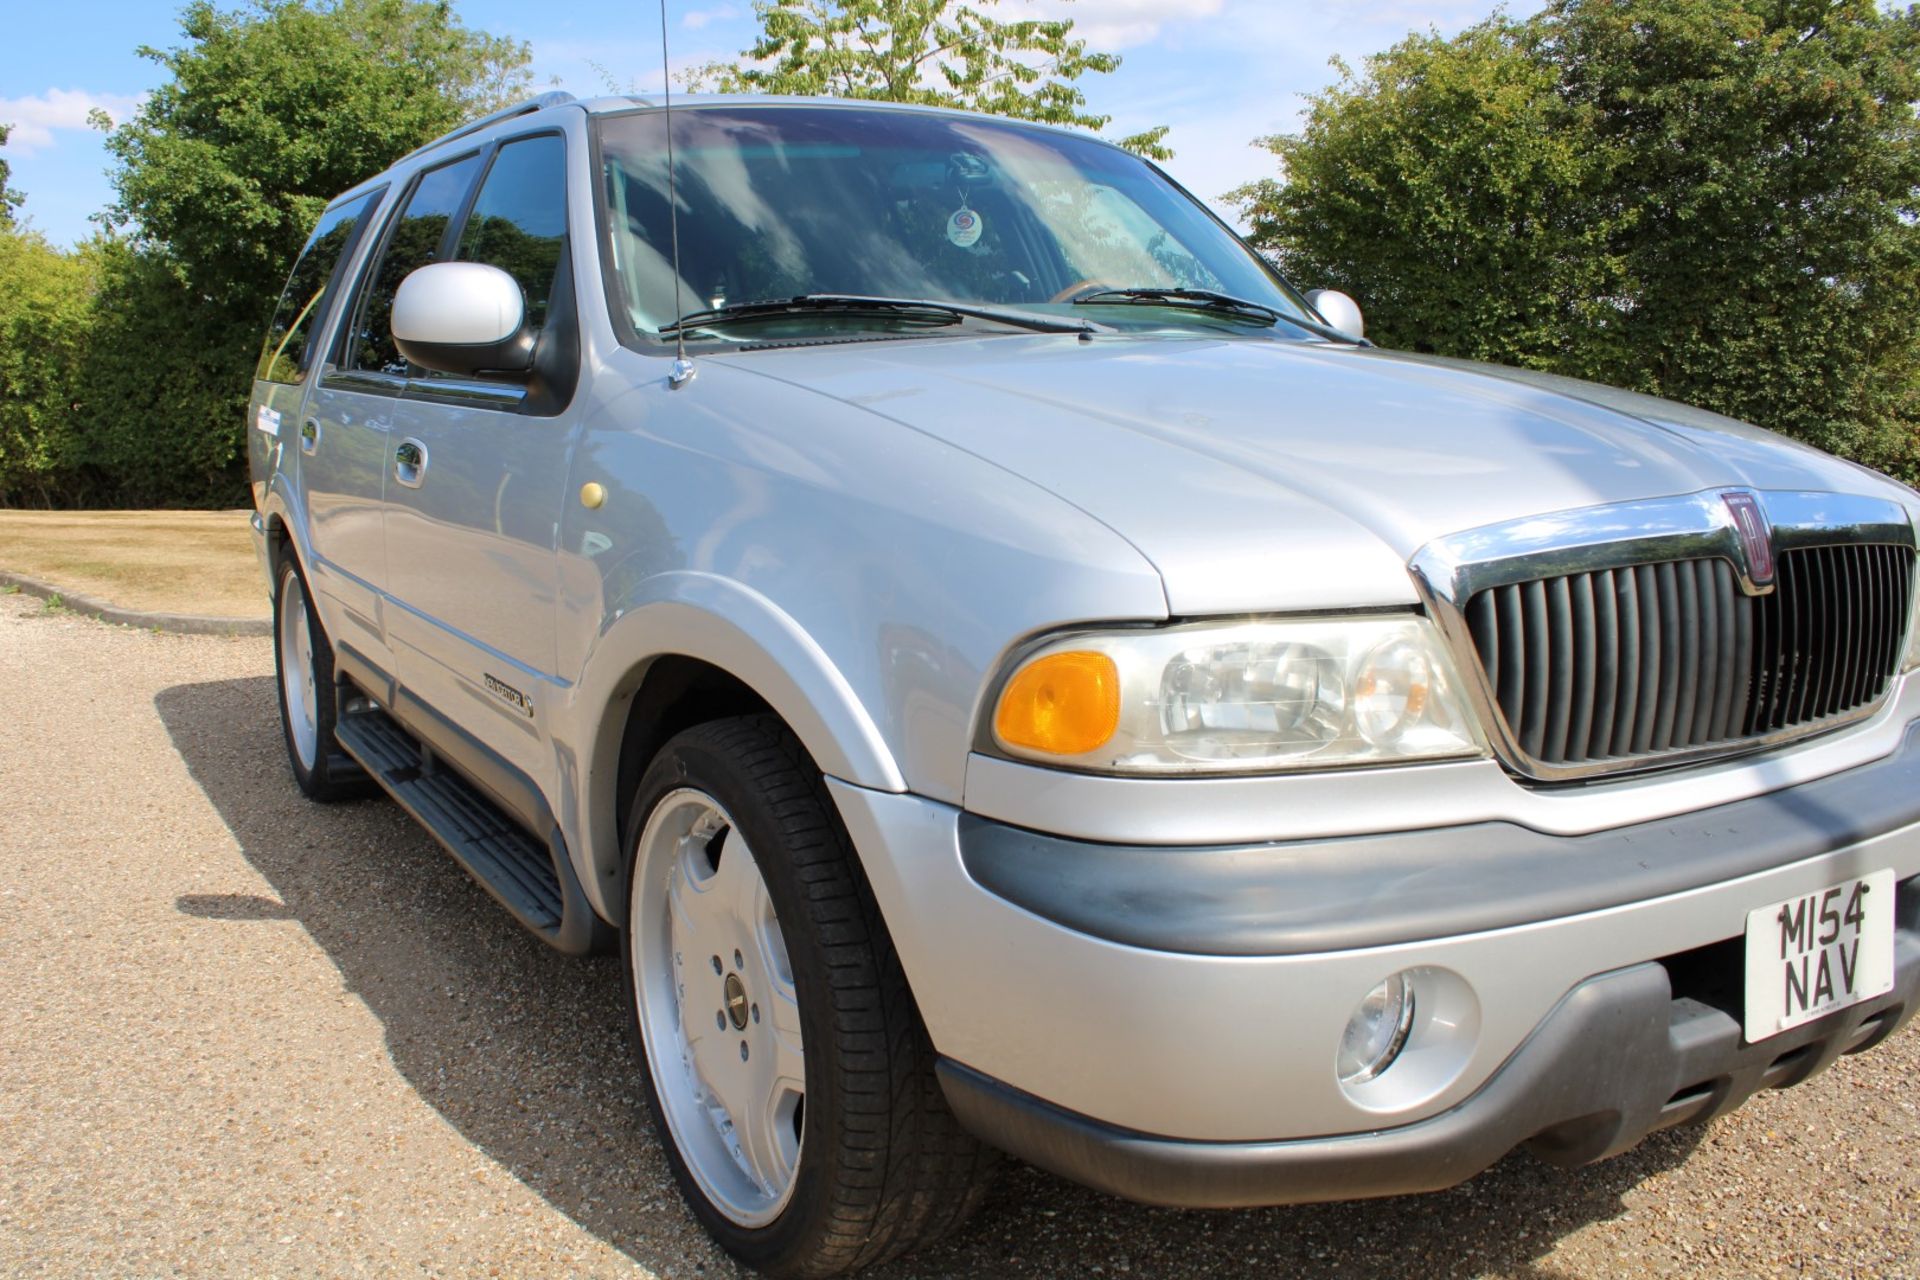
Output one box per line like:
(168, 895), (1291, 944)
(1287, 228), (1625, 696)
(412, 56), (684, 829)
(400, 90), (578, 162)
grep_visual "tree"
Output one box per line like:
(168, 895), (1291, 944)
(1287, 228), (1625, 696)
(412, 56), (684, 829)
(63, 0), (533, 507)
(691, 0), (1172, 159)
(1546, 0), (1920, 474)
(0, 125), (23, 226)
(1230, 21), (1626, 373)
(101, 0), (531, 312)
(1235, 0), (1920, 482)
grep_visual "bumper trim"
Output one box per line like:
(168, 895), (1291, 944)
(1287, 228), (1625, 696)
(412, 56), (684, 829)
(960, 721), (1920, 957)
(937, 900), (1919, 1209)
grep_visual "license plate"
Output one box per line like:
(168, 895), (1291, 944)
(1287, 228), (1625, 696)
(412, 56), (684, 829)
(1744, 870), (1896, 1042)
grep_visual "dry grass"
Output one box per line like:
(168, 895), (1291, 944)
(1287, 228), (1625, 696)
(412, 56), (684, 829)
(0, 510), (265, 619)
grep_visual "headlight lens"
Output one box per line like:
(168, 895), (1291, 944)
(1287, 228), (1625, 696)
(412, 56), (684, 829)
(990, 615), (1485, 774)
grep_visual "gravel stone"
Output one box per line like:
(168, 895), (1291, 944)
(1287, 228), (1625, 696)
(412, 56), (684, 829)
(1, 591), (1914, 1278)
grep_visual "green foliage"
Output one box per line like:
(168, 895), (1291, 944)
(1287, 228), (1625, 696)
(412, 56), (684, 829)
(77, 238), (260, 507)
(1236, 0), (1920, 482)
(1548, 0), (1920, 476)
(0, 125), (23, 226)
(102, 0), (530, 313)
(0, 0), (534, 508)
(0, 229), (98, 505)
(1230, 22), (1626, 372)
(692, 0), (1173, 159)
(0, 1), (531, 508)
(0, 229), (256, 508)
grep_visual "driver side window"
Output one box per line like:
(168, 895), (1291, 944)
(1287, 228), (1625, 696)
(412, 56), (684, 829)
(454, 134), (568, 337)
(340, 151), (484, 376)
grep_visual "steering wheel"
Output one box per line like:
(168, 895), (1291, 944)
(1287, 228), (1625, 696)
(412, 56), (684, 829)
(1050, 279), (1116, 304)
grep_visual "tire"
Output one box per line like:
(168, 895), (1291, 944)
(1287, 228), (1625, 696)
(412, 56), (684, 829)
(272, 554), (362, 802)
(622, 715), (996, 1277)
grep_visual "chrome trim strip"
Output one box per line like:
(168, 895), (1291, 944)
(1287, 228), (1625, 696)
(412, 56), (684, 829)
(403, 375), (528, 412)
(318, 367), (409, 398)
(1409, 489), (1918, 783)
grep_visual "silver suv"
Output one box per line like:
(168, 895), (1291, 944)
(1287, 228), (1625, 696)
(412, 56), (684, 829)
(249, 91), (1920, 1276)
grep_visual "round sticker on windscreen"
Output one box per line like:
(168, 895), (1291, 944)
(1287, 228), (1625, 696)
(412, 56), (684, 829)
(947, 207), (984, 248)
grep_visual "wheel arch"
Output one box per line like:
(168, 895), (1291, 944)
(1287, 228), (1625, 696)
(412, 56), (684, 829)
(264, 511), (293, 582)
(259, 476), (310, 587)
(573, 572), (908, 923)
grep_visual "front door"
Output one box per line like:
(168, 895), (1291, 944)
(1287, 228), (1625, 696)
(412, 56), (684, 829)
(378, 131), (579, 788)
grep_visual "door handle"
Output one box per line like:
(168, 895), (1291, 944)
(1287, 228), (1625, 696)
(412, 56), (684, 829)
(395, 437), (428, 488)
(300, 418), (321, 455)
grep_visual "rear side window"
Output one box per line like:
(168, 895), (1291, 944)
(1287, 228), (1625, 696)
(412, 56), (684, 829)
(456, 134), (568, 335)
(340, 152), (484, 376)
(256, 189), (380, 384)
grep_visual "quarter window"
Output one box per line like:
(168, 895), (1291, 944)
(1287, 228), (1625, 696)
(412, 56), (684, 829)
(256, 189), (380, 384)
(341, 152), (484, 376)
(455, 134), (569, 335)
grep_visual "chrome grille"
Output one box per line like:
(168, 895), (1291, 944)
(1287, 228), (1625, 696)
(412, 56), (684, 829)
(1463, 544), (1913, 770)
(1411, 489), (1920, 781)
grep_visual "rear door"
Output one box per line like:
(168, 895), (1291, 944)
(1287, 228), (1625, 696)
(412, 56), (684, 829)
(380, 131), (580, 787)
(250, 186), (384, 579)
(305, 151), (486, 677)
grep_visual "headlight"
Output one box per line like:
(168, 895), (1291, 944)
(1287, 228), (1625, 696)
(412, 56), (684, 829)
(989, 615), (1486, 774)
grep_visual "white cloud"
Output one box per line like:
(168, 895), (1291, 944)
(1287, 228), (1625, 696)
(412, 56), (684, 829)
(1014, 0), (1228, 50)
(683, 4), (742, 30)
(0, 88), (144, 154)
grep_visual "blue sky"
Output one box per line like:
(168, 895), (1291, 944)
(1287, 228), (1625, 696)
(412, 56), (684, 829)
(1, 0), (1521, 248)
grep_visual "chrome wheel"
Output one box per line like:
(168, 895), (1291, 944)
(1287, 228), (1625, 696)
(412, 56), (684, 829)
(277, 569), (319, 772)
(631, 788), (806, 1228)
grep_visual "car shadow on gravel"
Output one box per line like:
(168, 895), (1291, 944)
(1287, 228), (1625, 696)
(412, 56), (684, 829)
(158, 675), (1702, 1280)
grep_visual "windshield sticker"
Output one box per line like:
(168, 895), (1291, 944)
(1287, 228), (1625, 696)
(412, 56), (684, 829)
(947, 204), (984, 249)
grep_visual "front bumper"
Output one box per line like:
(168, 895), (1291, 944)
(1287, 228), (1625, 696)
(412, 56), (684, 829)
(827, 719), (1920, 1172)
(937, 905), (1919, 1207)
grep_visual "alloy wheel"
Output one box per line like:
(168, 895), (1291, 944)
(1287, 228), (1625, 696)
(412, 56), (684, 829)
(630, 788), (807, 1227)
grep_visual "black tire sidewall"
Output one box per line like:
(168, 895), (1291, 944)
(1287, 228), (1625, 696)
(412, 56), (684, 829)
(272, 556), (341, 801)
(620, 727), (858, 1277)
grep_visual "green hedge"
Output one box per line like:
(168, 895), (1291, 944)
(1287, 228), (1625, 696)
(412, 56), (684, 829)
(0, 230), (99, 507)
(0, 229), (253, 508)
(1233, 0), (1920, 488)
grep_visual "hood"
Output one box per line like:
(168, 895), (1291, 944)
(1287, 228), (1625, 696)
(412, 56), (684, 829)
(723, 333), (1916, 615)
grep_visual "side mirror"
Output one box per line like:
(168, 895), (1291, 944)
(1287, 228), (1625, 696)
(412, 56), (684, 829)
(392, 262), (533, 377)
(1305, 288), (1364, 341)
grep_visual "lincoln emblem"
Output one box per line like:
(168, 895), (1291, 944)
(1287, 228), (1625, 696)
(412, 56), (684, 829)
(1722, 490), (1775, 589)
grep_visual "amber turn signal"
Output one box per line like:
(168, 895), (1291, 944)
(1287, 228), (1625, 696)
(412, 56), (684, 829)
(994, 650), (1121, 757)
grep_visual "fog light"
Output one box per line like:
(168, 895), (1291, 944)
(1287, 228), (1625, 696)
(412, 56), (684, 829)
(1338, 972), (1416, 1083)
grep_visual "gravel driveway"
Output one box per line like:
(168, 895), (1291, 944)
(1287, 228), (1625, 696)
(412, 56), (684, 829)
(1, 590), (1915, 1278)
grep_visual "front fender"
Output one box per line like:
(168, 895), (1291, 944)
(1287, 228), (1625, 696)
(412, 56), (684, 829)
(562, 570), (906, 920)
(591, 569), (905, 789)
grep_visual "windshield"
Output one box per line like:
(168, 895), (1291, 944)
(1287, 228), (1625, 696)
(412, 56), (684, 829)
(594, 104), (1313, 341)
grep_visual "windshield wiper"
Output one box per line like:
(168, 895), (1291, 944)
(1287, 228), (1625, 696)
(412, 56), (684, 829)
(1072, 287), (1371, 346)
(659, 294), (1104, 338)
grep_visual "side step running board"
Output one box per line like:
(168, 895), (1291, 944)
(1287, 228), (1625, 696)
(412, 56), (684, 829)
(333, 705), (607, 954)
